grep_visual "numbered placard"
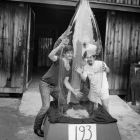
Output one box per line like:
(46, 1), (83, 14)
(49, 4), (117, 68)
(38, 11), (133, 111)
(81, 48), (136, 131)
(69, 124), (96, 140)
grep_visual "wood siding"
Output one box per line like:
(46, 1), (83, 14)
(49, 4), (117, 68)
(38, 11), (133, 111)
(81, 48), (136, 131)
(7, 1), (140, 14)
(25, 9), (35, 89)
(105, 11), (140, 95)
(0, 2), (28, 92)
(93, 0), (140, 5)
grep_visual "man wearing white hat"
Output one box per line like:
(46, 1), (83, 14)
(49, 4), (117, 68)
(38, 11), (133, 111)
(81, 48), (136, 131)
(75, 44), (110, 112)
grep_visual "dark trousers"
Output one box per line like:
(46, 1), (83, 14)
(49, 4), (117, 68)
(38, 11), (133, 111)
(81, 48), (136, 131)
(34, 81), (58, 130)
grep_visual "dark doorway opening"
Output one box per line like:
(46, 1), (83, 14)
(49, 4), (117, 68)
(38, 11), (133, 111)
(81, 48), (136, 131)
(31, 4), (107, 76)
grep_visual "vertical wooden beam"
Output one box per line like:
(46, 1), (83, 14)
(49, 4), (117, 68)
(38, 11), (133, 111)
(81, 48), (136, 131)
(114, 12), (120, 89)
(11, 4), (22, 87)
(130, 15), (136, 63)
(107, 0), (112, 2)
(124, 0), (128, 4)
(118, 13), (123, 89)
(119, 0), (123, 3)
(132, 0), (137, 5)
(3, 4), (9, 86)
(12, 4), (18, 87)
(122, 13), (131, 89)
(105, 11), (116, 90)
(110, 12), (116, 89)
(0, 4), (7, 87)
(11, 3), (28, 88)
(136, 0), (140, 5)
(135, 17), (139, 62)
(105, 11), (110, 88)
(128, 0), (131, 4)
(111, 0), (116, 3)
(26, 6), (31, 88)
(137, 17), (140, 61)
(116, 0), (120, 3)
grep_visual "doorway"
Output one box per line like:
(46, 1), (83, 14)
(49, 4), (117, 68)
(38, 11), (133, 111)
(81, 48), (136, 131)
(31, 4), (107, 77)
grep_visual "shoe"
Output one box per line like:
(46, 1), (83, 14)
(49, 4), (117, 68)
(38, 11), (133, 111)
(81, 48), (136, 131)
(34, 129), (44, 137)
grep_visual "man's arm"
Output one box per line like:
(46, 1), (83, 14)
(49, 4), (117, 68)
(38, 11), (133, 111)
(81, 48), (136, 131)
(49, 27), (72, 62)
(64, 77), (83, 99)
(103, 62), (110, 73)
(48, 37), (68, 62)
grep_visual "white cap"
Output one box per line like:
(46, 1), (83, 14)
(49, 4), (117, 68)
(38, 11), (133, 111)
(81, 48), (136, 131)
(86, 44), (97, 55)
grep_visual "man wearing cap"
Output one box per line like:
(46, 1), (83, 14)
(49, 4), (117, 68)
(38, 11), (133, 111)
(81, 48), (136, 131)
(75, 44), (110, 112)
(34, 27), (83, 137)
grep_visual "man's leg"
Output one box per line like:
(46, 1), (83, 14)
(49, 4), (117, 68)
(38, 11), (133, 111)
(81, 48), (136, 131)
(34, 81), (52, 137)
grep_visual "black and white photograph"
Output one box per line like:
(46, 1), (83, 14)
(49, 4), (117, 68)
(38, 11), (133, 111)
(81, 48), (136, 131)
(0, 0), (140, 140)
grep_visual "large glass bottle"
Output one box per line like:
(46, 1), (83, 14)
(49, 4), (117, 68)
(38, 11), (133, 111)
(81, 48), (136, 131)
(58, 0), (103, 115)
(68, 0), (102, 103)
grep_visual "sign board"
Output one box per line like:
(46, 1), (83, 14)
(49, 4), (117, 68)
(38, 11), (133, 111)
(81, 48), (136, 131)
(69, 124), (96, 140)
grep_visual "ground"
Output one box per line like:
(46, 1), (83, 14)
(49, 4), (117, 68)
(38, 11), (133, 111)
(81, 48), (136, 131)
(0, 70), (140, 140)
(128, 101), (140, 115)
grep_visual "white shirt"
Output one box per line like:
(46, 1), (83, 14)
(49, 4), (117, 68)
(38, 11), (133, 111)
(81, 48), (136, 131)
(83, 61), (109, 101)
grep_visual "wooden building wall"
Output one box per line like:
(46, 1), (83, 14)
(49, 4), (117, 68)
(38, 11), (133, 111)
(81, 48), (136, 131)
(105, 11), (140, 95)
(1, 0), (140, 95)
(93, 0), (140, 5)
(0, 2), (29, 93)
(26, 8), (35, 89)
